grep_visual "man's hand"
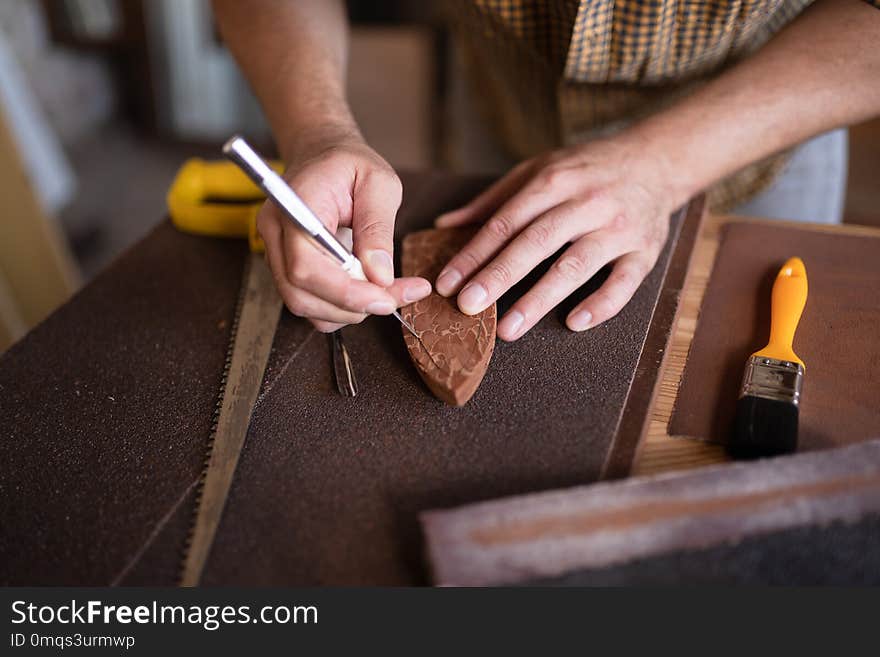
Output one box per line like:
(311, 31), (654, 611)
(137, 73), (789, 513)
(434, 135), (675, 341)
(218, 0), (880, 340)
(258, 130), (431, 333)
(433, 0), (880, 343)
(213, 0), (431, 332)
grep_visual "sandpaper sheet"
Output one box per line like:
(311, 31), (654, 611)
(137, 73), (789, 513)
(0, 172), (695, 585)
(421, 439), (880, 585)
(670, 222), (880, 449)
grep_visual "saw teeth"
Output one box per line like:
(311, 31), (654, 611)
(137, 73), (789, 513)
(179, 253), (250, 586)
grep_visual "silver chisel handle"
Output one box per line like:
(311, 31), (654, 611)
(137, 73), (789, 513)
(222, 135), (366, 280)
(222, 136), (417, 336)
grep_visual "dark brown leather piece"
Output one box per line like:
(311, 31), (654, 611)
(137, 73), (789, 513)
(670, 222), (880, 450)
(0, 172), (692, 585)
(400, 227), (497, 406)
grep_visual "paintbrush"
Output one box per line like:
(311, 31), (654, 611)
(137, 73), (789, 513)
(730, 257), (808, 458)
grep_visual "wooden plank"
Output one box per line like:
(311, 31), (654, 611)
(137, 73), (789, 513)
(601, 197), (704, 479)
(632, 214), (880, 476)
(400, 227), (497, 406)
(0, 103), (79, 351)
(0, 272), (27, 349)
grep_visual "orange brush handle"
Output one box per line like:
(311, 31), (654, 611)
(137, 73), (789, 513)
(753, 257), (808, 368)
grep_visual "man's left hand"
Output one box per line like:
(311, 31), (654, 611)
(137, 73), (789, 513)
(434, 134), (679, 341)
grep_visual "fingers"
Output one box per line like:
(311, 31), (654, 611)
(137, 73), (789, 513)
(262, 223), (368, 325)
(258, 202), (291, 298)
(435, 160), (536, 228)
(280, 223), (390, 310)
(435, 166), (587, 297)
(565, 252), (656, 333)
(279, 275), (429, 325)
(383, 276), (433, 307)
(258, 205), (431, 325)
(495, 230), (634, 341)
(281, 275), (431, 332)
(351, 168), (403, 286)
(312, 320), (345, 334)
(452, 200), (602, 315)
(277, 286), (368, 325)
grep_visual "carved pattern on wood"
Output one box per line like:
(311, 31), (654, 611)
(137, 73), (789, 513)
(400, 227), (496, 406)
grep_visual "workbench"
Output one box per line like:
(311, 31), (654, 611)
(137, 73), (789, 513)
(635, 213), (880, 476)
(0, 171), (715, 585)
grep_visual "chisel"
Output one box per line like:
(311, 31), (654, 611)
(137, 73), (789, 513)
(222, 136), (417, 337)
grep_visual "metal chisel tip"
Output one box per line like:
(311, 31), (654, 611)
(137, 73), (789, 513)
(394, 311), (418, 338)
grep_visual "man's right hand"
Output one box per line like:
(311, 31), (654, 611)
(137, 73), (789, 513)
(258, 129), (431, 333)
(211, 2), (428, 331)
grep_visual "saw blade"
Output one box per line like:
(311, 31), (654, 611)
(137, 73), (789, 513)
(180, 252), (282, 586)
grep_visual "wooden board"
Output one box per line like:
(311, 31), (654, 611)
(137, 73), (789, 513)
(0, 104), (79, 352)
(632, 214), (880, 477)
(400, 227), (497, 406)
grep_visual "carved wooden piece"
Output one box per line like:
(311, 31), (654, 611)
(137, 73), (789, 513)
(400, 227), (496, 406)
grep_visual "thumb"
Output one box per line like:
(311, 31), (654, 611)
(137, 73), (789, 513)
(351, 169), (402, 287)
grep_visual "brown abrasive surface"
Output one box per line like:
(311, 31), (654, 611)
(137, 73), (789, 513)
(0, 225), (246, 585)
(421, 439), (880, 586)
(670, 222), (880, 450)
(0, 171), (687, 585)
(400, 227), (497, 406)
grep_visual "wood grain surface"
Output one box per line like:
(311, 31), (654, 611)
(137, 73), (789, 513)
(632, 214), (880, 477)
(400, 227), (497, 406)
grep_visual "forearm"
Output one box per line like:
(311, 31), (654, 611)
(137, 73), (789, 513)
(629, 0), (880, 207)
(212, 0), (357, 162)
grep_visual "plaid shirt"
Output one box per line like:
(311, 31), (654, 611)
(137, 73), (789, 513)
(450, 0), (879, 210)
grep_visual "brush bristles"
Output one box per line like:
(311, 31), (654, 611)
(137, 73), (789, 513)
(730, 395), (799, 458)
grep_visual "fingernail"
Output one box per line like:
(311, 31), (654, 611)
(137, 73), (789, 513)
(435, 211), (458, 227)
(499, 310), (524, 338)
(403, 279), (432, 303)
(568, 310), (592, 331)
(458, 282), (488, 314)
(366, 300), (395, 315)
(435, 268), (462, 296)
(368, 250), (394, 285)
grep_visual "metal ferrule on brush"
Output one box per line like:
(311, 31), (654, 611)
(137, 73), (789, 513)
(739, 355), (804, 406)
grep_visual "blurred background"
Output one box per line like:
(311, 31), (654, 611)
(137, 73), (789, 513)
(0, 0), (878, 352)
